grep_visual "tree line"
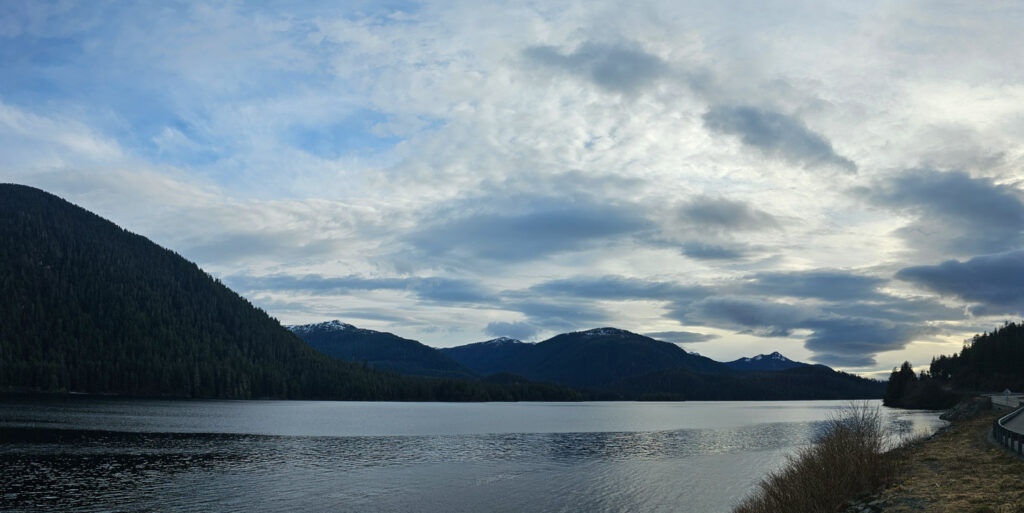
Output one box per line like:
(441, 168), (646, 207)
(884, 321), (1024, 409)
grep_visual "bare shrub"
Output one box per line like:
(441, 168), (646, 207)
(733, 403), (900, 513)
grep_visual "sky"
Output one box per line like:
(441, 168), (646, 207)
(3, 1), (1024, 378)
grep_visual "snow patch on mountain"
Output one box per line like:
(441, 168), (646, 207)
(577, 327), (633, 337)
(482, 336), (527, 345)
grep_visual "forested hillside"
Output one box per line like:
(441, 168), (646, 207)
(930, 322), (1024, 392)
(884, 322), (1024, 409)
(0, 184), (577, 401)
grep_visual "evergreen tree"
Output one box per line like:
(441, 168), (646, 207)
(883, 361), (917, 407)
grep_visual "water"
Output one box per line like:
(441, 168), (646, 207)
(0, 399), (945, 513)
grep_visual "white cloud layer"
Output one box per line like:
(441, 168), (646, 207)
(3, 0), (1024, 374)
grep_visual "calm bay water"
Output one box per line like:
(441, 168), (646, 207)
(0, 399), (945, 512)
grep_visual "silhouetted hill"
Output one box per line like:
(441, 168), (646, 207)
(0, 184), (578, 401)
(444, 328), (733, 388)
(725, 351), (809, 372)
(289, 320), (476, 379)
(441, 327), (882, 399)
(440, 337), (536, 376)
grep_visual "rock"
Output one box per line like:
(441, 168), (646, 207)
(940, 396), (992, 421)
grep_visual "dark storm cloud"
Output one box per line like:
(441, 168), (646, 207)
(644, 331), (719, 343)
(702, 105), (857, 172)
(676, 295), (931, 367)
(896, 250), (1024, 316)
(827, 297), (965, 324)
(801, 317), (932, 368)
(484, 321), (540, 341)
(679, 196), (780, 232)
(858, 169), (1024, 255)
(226, 273), (491, 303)
(744, 270), (886, 301)
(406, 201), (651, 262)
(523, 42), (668, 94)
(681, 296), (809, 338)
(680, 241), (747, 260)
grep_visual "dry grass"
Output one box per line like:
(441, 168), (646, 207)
(733, 404), (898, 513)
(882, 411), (1024, 513)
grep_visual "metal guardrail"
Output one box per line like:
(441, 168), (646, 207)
(991, 394), (1024, 410)
(992, 406), (1024, 457)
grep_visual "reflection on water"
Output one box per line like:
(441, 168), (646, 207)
(0, 400), (946, 513)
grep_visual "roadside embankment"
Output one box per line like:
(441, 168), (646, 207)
(878, 411), (1024, 512)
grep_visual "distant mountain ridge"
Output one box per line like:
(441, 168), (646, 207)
(442, 327), (732, 389)
(287, 320), (477, 379)
(439, 327), (882, 399)
(289, 321), (881, 400)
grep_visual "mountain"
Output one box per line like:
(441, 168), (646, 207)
(0, 184), (579, 401)
(443, 327), (733, 389)
(442, 327), (883, 399)
(725, 351), (809, 372)
(440, 337), (536, 376)
(288, 320), (476, 379)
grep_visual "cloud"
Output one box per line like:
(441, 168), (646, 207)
(644, 330), (718, 343)
(827, 297), (965, 324)
(226, 273), (492, 304)
(503, 298), (609, 333)
(523, 42), (668, 94)
(896, 250), (1024, 316)
(678, 196), (780, 232)
(676, 295), (931, 367)
(680, 241), (747, 260)
(405, 199), (651, 263)
(682, 296), (810, 338)
(859, 169), (1024, 256)
(528, 275), (708, 302)
(744, 270), (885, 301)
(484, 321), (540, 341)
(801, 317), (931, 368)
(703, 105), (856, 172)
(179, 232), (347, 267)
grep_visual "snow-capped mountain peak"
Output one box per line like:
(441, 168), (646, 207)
(286, 320), (357, 334)
(743, 351), (788, 362)
(483, 336), (525, 345)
